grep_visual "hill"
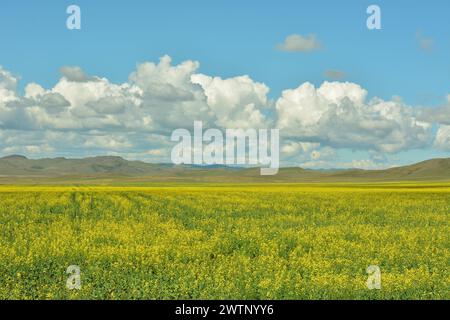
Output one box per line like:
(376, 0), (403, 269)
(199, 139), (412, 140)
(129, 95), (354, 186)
(0, 155), (449, 183)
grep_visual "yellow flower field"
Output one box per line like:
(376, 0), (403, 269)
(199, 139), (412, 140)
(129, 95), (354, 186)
(0, 183), (448, 299)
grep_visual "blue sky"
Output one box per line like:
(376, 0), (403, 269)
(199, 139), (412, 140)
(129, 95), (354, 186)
(0, 0), (449, 168)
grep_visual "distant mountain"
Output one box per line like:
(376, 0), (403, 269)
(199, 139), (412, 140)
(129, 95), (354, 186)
(0, 155), (449, 183)
(0, 155), (159, 176)
(321, 158), (450, 182)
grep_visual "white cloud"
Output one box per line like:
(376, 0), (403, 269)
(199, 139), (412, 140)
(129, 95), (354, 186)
(83, 135), (133, 150)
(276, 34), (322, 52)
(191, 74), (271, 128)
(0, 67), (18, 92)
(0, 67), (18, 104)
(281, 141), (320, 156)
(276, 81), (431, 153)
(60, 66), (93, 82)
(434, 125), (450, 151)
(0, 57), (446, 167)
(25, 83), (45, 99)
(25, 144), (54, 154)
(129, 55), (198, 98)
(280, 140), (337, 167)
(300, 159), (390, 170)
(0, 57), (271, 159)
(129, 55), (210, 130)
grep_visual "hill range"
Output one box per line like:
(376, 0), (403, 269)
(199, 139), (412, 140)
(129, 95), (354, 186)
(0, 155), (449, 184)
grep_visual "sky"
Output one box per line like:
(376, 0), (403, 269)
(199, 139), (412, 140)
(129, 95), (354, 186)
(0, 0), (449, 168)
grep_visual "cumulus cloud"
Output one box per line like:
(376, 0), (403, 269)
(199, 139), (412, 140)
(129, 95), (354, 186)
(84, 134), (132, 150)
(0, 67), (18, 104)
(60, 66), (94, 82)
(129, 55), (198, 99)
(0, 56), (274, 161)
(0, 56), (446, 167)
(276, 34), (322, 52)
(276, 81), (431, 153)
(434, 125), (450, 151)
(191, 74), (271, 128)
(127, 55), (209, 131)
(281, 141), (320, 156)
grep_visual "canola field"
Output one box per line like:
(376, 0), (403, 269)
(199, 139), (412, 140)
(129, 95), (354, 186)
(0, 184), (448, 300)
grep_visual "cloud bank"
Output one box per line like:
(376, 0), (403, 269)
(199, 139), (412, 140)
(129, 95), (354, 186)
(0, 56), (447, 168)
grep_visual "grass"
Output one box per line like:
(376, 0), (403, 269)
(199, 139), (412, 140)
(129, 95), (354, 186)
(0, 183), (448, 299)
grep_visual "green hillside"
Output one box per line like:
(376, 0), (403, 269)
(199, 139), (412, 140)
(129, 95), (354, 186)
(0, 155), (449, 184)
